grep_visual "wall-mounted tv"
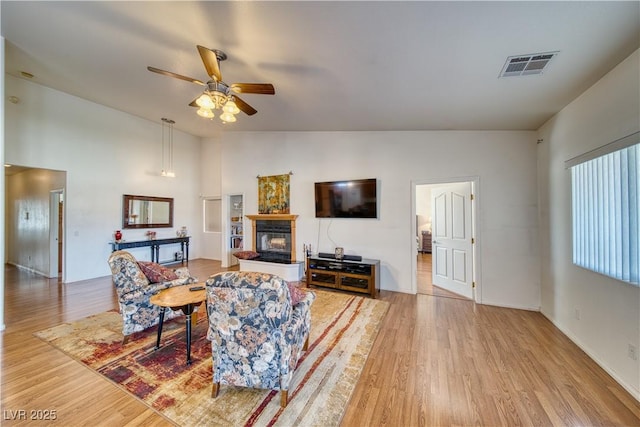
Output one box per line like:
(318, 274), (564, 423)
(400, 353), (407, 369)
(314, 178), (377, 218)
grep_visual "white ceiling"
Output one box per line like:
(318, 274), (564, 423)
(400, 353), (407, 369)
(2, 1), (639, 138)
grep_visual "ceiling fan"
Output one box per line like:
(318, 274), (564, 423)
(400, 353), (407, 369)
(148, 45), (275, 123)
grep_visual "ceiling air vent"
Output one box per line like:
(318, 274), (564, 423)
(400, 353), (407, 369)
(499, 51), (559, 77)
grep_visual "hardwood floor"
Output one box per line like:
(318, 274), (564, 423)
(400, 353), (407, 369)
(416, 252), (468, 300)
(2, 259), (639, 426)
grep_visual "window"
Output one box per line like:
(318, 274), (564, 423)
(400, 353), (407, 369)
(203, 198), (221, 233)
(568, 133), (639, 286)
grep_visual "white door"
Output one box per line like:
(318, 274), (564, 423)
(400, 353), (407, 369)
(49, 190), (63, 279)
(431, 182), (474, 299)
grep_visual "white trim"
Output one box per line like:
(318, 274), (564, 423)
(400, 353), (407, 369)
(541, 308), (640, 401)
(411, 176), (481, 303)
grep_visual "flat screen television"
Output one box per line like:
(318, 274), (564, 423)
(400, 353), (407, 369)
(314, 178), (377, 218)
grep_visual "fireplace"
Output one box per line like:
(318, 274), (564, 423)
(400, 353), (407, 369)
(256, 220), (292, 262)
(246, 215), (298, 263)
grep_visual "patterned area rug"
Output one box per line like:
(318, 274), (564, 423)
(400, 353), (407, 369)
(35, 289), (389, 426)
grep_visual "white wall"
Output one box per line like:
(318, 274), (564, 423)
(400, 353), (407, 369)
(207, 130), (540, 310)
(4, 75), (204, 282)
(537, 49), (640, 397)
(200, 139), (222, 261)
(4, 75), (540, 311)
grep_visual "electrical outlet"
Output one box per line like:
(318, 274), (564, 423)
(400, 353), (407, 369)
(574, 308), (580, 320)
(628, 344), (638, 361)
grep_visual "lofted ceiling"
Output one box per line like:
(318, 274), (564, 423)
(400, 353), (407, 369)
(2, 1), (639, 138)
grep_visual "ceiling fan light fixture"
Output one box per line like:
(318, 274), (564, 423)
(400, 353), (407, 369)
(220, 112), (237, 123)
(197, 107), (214, 118)
(148, 45), (274, 125)
(210, 91), (227, 109)
(223, 99), (240, 115)
(196, 93), (214, 109)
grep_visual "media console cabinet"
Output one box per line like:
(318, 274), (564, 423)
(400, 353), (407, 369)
(306, 255), (380, 298)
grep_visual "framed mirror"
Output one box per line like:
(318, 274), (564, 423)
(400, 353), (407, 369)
(123, 195), (173, 229)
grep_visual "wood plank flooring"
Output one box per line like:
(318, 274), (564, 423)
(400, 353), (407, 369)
(2, 259), (639, 426)
(416, 253), (468, 300)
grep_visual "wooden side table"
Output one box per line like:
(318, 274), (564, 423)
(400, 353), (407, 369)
(149, 283), (206, 365)
(421, 230), (432, 253)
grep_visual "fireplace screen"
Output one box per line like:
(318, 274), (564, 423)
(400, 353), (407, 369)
(255, 220), (293, 262)
(258, 232), (291, 252)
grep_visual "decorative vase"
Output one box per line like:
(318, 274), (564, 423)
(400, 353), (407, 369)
(114, 230), (122, 241)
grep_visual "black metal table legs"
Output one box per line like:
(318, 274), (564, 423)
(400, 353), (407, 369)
(155, 304), (197, 365)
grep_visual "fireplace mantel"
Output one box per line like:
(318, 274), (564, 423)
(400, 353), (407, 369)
(246, 214), (298, 262)
(246, 214), (299, 221)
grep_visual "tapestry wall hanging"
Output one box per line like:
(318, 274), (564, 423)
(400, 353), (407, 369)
(258, 173), (291, 214)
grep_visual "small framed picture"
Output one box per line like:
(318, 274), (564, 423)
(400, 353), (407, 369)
(335, 247), (344, 260)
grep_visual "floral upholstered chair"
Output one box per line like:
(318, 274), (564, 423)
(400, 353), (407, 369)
(107, 250), (198, 343)
(205, 271), (316, 407)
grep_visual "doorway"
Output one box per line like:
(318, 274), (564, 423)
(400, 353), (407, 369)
(413, 178), (478, 300)
(5, 166), (66, 280)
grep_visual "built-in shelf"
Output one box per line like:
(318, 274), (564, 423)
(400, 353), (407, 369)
(228, 194), (244, 266)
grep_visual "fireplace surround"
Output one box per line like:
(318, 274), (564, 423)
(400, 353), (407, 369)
(245, 214), (298, 263)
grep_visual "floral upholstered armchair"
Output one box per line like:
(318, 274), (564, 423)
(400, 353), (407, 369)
(205, 271), (316, 408)
(107, 250), (198, 343)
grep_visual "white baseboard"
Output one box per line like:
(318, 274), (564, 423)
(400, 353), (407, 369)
(541, 309), (640, 402)
(7, 262), (49, 278)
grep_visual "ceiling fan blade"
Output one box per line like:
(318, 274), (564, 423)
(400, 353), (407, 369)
(197, 45), (222, 82)
(147, 66), (206, 86)
(188, 97), (199, 107)
(233, 95), (258, 116)
(231, 83), (275, 95)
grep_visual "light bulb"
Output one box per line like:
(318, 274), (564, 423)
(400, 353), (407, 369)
(220, 112), (237, 123)
(223, 99), (240, 115)
(196, 93), (214, 109)
(197, 108), (214, 118)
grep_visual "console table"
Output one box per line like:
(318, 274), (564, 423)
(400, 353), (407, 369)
(110, 236), (190, 265)
(306, 255), (380, 298)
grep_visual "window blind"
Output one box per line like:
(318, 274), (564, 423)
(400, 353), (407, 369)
(571, 142), (639, 285)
